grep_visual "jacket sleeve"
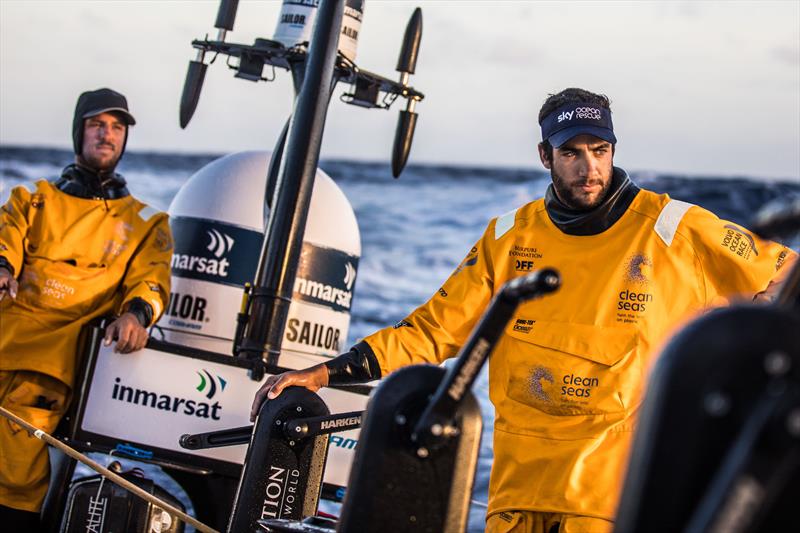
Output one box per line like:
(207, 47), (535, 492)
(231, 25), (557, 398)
(117, 213), (173, 325)
(363, 221), (497, 377)
(0, 183), (35, 276)
(682, 207), (797, 306)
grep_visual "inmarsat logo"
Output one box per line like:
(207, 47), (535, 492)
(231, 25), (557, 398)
(196, 369), (228, 399)
(207, 229), (235, 258)
(343, 262), (357, 291)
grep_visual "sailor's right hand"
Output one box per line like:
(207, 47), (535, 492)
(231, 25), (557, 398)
(250, 364), (330, 422)
(0, 267), (18, 301)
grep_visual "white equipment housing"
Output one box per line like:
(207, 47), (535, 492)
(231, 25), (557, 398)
(158, 150), (361, 371)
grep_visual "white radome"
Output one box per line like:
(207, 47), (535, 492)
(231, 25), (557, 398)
(159, 151), (361, 369)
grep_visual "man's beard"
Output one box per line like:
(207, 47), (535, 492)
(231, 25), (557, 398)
(550, 167), (612, 211)
(81, 144), (121, 172)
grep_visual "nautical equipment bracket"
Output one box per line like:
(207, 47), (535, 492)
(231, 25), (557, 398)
(180, 1), (425, 178)
(188, 37), (425, 107)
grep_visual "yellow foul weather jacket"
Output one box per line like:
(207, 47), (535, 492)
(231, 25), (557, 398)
(363, 188), (795, 521)
(0, 180), (172, 387)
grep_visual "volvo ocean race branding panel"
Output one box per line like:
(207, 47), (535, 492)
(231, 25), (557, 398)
(170, 216), (264, 287)
(81, 345), (367, 486)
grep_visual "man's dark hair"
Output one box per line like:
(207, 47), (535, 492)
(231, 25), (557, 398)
(538, 88), (612, 161)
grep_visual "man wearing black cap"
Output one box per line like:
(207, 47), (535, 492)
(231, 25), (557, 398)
(249, 88), (795, 532)
(0, 88), (172, 528)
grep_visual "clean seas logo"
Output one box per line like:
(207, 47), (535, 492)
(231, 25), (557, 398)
(196, 369), (228, 399)
(617, 254), (654, 322)
(529, 366), (554, 402)
(206, 229), (235, 258)
(624, 253), (653, 284)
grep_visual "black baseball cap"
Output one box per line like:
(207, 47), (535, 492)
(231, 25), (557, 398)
(540, 102), (616, 148)
(72, 88), (136, 155)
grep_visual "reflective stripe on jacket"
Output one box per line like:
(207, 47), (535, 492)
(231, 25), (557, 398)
(0, 180), (172, 386)
(363, 188), (795, 520)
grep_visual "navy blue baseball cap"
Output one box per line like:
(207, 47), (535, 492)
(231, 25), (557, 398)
(540, 102), (616, 148)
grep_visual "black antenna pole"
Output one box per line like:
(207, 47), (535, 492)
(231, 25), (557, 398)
(239, 0), (346, 379)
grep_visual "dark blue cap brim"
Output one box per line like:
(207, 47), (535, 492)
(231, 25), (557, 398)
(548, 125), (616, 148)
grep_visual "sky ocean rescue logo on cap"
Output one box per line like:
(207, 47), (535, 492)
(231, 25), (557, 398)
(541, 101), (617, 148)
(557, 107), (602, 122)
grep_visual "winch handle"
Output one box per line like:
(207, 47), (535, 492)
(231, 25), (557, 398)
(179, 424), (252, 450)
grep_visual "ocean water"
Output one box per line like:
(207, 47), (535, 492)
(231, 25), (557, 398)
(2, 146), (799, 531)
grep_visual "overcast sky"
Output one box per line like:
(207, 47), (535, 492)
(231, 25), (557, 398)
(1, 1), (798, 180)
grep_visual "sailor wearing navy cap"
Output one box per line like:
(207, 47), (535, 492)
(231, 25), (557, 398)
(250, 87), (796, 533)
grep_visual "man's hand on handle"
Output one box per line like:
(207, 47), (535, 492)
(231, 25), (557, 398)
(104, 312), (149, 354)
(250, 364), (330, 422)
(0, 267), (18, 301)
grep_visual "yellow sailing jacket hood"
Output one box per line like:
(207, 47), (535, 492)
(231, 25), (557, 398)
(363, 188), (795, 520)
(0, 180), (172, 386)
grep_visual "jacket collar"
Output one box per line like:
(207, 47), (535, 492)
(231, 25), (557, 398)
(55, 163), (130, 200)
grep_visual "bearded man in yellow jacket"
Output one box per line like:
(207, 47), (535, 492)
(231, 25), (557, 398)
(0, 88), (172, 529)
(249, 88), (796, 533)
